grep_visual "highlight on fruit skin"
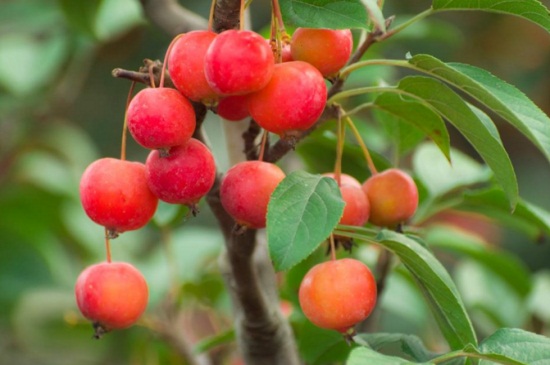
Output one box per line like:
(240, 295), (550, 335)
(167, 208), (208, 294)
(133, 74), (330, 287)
(298, 258), (377, 333)
(75, 261), (149, 339)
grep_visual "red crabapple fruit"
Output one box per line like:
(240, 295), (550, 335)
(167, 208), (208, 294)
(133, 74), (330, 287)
(361, 168), (419, 227)
(79, 158), (158, 237)
(247, 61), (327, 139)
(324, 173), (369, 226)
(168, 30), (218, 103)
(204, 30), (274, 96)
(126, 87), (195, 151)
(75, 261), (148, 338)
(291, 28), (353, 77)
(299, 258), (377, 332)
(145, 138), (216, 209)
(220, 161), (285, 229)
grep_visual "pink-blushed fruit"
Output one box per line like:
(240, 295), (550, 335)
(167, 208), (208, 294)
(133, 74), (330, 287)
(361, 168), (419, 227)
(322, 172), (362, 188)
(79, 158), (158, 237)
(247, 61), (327, 139)
(220, 161), (285, 229)
(291, 28), (353, 77)
(217, 94), (250, 121)
(126, 87), (196, 151)
(145, 138), (216, 207)
(204, 30), (275, 96)
(168, 30), (218, 103)
(323, 173), (369, 226)
(75, 261), (148, 338)
(299, 258), (377, 332)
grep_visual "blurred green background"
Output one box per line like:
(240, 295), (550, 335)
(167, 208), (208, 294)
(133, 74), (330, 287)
(1, 0), (550, 364)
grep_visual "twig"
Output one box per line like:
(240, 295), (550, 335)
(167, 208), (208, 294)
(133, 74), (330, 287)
(139, 0), (208, 37)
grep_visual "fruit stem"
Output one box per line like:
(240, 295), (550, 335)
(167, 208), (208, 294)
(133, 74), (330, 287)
(208, 0), (215, 31)
(239, 0), (245, 30)
(271, 0), (286, 35)
(159, 34), (183, 89)
(257, 130), (269, 162)
(334, 109), (345, 186)
(329, 234), (337, 261)
(147, 63), (156, 88)
(120, 81), (136, 161)
(104, 228), (112, 263)
(344, 115), (378, 175)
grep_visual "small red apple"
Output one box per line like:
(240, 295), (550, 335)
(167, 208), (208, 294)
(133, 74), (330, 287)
(75, 261), (149, 338)
(220, 161), (285, 229)
(361, 168), (418, 227)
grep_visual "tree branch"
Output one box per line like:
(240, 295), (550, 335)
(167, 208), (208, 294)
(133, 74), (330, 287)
(139, 0), (208, 37)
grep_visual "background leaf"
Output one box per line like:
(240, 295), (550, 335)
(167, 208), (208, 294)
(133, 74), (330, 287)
(373, 93), (450, 160)
(432, 0), (550, 34)
(397, 76), (518, 208)
(346, 346), (422, 365)
(267, 171), (345, 271)
(407, 54), (550, 165)
(479, 328), (550, 365)
(458, 188), (550, 240)
(355, 332), (440, 362)
(279, 0), (369, 29)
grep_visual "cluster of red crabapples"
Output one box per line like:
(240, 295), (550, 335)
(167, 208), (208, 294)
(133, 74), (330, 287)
(75, 25), (420, 337)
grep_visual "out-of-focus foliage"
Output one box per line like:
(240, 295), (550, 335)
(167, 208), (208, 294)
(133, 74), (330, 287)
(1, 0), (550, 364)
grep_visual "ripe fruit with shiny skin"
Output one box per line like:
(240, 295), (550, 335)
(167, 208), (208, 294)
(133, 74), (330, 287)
(361, 168), (419, 227)
(79, 158), (158, 237)
(168, 30), (218, 103)
(146, 138), (216, 207)
(75, 261), (148, 337)
(126, 87), (195, 150)
(220, 161), (285, 229)
(247, 61), (327, 139)
(291, 28), (353, 77)
(324, 173), (369, 226)
(204, 30), (274, 96)
(299, 258), (377, 332)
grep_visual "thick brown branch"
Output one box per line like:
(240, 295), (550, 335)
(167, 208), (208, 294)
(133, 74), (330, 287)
(212, 0), (242, 32)
(139, 0), (208, 37)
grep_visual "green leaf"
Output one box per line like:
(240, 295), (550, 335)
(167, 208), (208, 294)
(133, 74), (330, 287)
(362, 0), (386, 32)
(376, 107), (427, 158)
(397, 76), (518, 208)
(432, 0), (550, 34)
(280, 0), (369, 29)
(59, 0), (103, 38)
(479, 328), (550, 365)
(407, 54), (550, 165)
(373, 93), (451, 161)
(298, 321), (353, 364)
(458, 188), (550, 240)
(355, 333), (440, 362)
(377, 230), (477, 350)
(267, 171), (344, 271)
(346, 346), (423, 364)
(296, 127), (391, 182)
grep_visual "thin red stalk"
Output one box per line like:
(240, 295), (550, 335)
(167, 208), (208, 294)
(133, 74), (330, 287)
(120, 81), (136, 161)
